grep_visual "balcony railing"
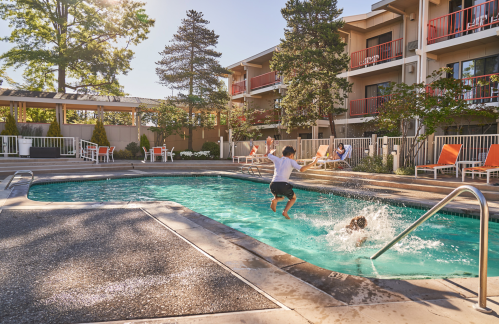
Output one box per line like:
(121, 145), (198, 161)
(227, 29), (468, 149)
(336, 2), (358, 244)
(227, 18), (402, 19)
(252, 110), (281, 125)
(250, 71), (282, 90)
(231, 80), (246, 95)
(428, 0), (499, 44)
(427, 73), (499, 102)
(350, 95), (391, 116)
(350, 38), (403, 70)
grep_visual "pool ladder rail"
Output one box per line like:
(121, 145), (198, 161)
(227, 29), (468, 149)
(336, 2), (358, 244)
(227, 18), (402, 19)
(371, 185), (491, 314)
(5, 170), (34, 189)
(240, 164), (262, 177)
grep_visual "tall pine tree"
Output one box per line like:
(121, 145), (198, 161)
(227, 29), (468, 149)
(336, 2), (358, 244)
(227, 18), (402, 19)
(156, 10), (230, 150)
(271, 0), (352, 136)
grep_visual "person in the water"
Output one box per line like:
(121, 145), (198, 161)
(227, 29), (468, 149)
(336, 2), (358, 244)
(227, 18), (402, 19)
(346, 216), (368, 246)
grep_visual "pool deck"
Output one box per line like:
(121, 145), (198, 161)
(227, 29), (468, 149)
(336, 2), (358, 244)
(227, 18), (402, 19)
(1, 169), (499, 323)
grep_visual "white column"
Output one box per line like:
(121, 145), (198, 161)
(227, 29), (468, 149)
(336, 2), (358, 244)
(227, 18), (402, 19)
(219, 136), (224, 159)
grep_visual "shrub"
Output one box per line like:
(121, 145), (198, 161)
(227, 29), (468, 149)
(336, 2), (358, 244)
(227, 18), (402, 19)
(19, 123), (43, 136)
(201, 141), (220, 158)
(47, 118), (62, 137)
(114, 149), (133, 160)
(353, 155), (393, 174)
(1, 113), (19, 135)
(140, 134), (150, 152)
(395, 166), (416, 175)
(179, 150), (211, 160)
(90, 120), (110, 146)
(125, 142), (140, 157)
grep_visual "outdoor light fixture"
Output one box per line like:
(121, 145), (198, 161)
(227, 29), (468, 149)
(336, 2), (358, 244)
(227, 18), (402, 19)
(391, 150), (397, 156)
(364, 149), (369, 154)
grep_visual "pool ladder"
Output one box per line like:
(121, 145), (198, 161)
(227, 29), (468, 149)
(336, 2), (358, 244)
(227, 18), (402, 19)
(240, 164), (262, 177)
(5, 170), (34, 189)
(371, 185), (491, 313)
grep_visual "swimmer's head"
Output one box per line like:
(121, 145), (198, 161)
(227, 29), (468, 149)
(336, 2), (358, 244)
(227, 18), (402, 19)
(349, 216), (367, 230)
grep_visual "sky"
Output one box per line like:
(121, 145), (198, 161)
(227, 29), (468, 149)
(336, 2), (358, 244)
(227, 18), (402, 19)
(0, 0), (373, 99)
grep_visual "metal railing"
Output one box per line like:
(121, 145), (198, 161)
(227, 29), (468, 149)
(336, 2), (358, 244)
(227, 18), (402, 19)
(378, 136), (428, 166)
(350, 95), (391, 116)
(428, 0), (499, 44)
(6, 170), (34, 189)
(350, 38), (403, 70)
(0, 135), (18, 156)
(435, 134), (499, 164)
(371, 185), (491, 313)
(334, 137), (371, 167)
(24, 136), (76, 156)
(250, 71), (282, 90)
(231, 80), (246, 95)
(80, 139), (99, 164)
(240, 165), (262, 177)
(462, 73), (499, 102)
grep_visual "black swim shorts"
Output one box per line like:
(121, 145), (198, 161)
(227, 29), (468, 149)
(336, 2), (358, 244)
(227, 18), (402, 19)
(270, 182), (295, 200)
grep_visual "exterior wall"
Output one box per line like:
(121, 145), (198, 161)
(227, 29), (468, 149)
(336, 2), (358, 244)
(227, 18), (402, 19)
(155, 125), (229, 152)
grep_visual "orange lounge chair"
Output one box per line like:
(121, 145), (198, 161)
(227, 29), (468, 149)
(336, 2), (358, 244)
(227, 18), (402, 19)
(297, 145), (330, 169)
(233, 145), (259, 163)
(415, 144), (462, 179)
(462, 144), (499, 184)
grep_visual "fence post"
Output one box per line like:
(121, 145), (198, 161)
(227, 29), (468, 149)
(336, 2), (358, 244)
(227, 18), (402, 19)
(231, 141), (235, 159)
(329, 136), (335, 157)
(219, 136), (223, 159)
(382, 136), (389, 166)
(296, 137), (301, 160)
(371, 134), (378, 155)
(75, 137), (80, 159)
(427, 133), (435, 164)
(393, 145), (400, 172)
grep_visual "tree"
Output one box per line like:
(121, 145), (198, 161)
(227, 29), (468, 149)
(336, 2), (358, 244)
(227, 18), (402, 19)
(140, 134), (150, 152)
(224, 103), (265, 157)
(0, 0), (155, 94)
(375, 68), (498, 167)
(90, 119), (110, 146)
(141, 101), (190, 146)
(1, 113), (18, 135)
(46, 118), (62, 137)
(156, 10), (230, 150)
(270, 0), (351, 137)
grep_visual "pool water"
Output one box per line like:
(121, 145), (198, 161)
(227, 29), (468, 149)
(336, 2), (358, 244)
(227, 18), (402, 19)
(29, 176), (499, 279)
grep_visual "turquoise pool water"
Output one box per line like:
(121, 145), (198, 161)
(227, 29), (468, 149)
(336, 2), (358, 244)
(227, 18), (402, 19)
(28, 176), (499, 279)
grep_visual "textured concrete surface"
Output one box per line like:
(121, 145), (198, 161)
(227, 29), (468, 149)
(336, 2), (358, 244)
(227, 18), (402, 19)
(0, 209), (277, 324)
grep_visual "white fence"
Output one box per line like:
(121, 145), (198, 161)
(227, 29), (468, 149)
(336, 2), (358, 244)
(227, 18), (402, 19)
(24, 136), (76, 156)
(222, 142), (230, 159)
(0, 136), (18, 156)
(334, 137), (371, 167)
(234, 140), (266, 157)
(300, 139), (330, 160)
(274, 140), (297, 157)
(434, 134), (499, 163)
(80, 139), (99, 163)
(377, 136), (428, 166)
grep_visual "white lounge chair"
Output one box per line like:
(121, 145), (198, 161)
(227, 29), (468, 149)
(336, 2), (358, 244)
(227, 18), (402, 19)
(143, 146), (151, 162)
(321, 145), (352, 169)
(109, 146), (115, 162)
(165, 147), (174, 162)
(233, 145), (260, 163)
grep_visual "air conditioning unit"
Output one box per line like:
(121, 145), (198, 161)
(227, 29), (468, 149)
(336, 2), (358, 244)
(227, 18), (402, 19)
(407, 40), (418, 51)
(407, 65), (415, 73)
(409, 13), (416, 21)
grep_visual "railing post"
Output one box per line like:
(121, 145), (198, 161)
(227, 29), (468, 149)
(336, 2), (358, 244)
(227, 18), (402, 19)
(296, 137), (301, 160)
(382, 136), (389, 166)
(329, 136), (335, 157)
(371, 134), (378, 155)
(219, 136), (223, 159)
(75, 137), (80, 159)
(427, 133), (435, 164)
(392, 144), (400, 172)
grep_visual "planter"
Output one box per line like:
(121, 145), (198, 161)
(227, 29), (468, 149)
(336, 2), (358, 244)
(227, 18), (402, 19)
(19, 138), (33, 157)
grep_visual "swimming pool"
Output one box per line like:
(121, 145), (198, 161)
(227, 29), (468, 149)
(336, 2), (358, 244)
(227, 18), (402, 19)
(28, 176), (499, 279)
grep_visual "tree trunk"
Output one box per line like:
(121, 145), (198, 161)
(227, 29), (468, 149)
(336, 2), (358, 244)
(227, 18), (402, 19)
(58, 67), (66, 93)
(187, 26), (195, 151)
(327, 113), (336, 137)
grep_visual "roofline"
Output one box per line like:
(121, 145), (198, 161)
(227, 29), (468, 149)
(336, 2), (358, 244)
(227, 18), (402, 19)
(342, 10), (386, 23)
(227, 46), (278, 69)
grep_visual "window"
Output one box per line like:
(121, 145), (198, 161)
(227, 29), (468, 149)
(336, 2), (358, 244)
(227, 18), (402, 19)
(462, 54), (499, 102)
(446, 62), (459, 79)
(299, 133), (312, 139)
(444, 124), (497, 135)
(365, 82), (390, 98)
(273, 135), (281, 140)
(366, 32), (392, 48)
(366, 32), (393, 64)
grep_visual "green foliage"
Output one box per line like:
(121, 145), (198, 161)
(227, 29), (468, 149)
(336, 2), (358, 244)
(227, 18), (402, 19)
(0, 0), (155, 94)
(18, 123), (43, 136)
(1, 113), (18, 135)
(353, 155), (393, 174)
(90, 120), (110, 146)
(375, 67), (499, 167)
(46, 118), (62, 137)
(125, 142), (140, 157)
(225, 103), (264, 144)
(201, 141), (220, 158)
(26, 108), (55, 123)
(114, 149), (133, 160)
(395, 166), (416, 175)
(270, 0), (352, 136)
(142, 101), (189, 146)
(140, 134), (150, 152)
(156, 10), (230, 149)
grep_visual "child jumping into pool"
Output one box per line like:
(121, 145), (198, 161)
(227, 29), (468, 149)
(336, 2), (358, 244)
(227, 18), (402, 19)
(346, 216), (368, 246)
(266, 137), (319, 219)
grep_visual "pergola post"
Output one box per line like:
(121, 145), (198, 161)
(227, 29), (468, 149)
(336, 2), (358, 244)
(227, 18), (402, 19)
(137, 107), (141, 143)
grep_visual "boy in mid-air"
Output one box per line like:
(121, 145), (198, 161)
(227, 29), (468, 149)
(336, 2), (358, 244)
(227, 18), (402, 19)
(266, 138), (318, 219)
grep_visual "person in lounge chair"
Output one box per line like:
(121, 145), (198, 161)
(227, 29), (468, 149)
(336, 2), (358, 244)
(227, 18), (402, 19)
(331, 143), (346, 160)
(345, 216), (368, 246)
(266, 138), (319, 219)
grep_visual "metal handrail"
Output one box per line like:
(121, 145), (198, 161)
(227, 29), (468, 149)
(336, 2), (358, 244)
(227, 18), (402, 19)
(240, 165), (262, 177)
(6, 170), (34, 189)
(371, 185), (491, 313)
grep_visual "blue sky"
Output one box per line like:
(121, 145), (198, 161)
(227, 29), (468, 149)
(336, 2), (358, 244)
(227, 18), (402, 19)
(0, 0), (373, 99)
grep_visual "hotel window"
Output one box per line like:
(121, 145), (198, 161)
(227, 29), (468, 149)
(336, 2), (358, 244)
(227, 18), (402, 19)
(446, 62), (459, 79)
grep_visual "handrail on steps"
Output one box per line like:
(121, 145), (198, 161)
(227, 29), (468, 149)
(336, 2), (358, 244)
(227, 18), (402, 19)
(6, 170), (34, 189)
(240, 165), (262, 177)
(371, 185), (491, 313)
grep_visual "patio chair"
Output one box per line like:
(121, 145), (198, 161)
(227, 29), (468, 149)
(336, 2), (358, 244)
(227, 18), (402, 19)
(297, 145), (330, 166)
(462, 144), (499, 184)
(233, 145), (259, 163)
(321, 145), (352, 170)
(467, 15), (488, 32)
(415, 144), (462, 179)
(152, 147), (165, 162)
(97, 146), (109, 163)
(143, 146), (151, 162)
(165, 147), (174, 162)
(109, 146), (115, 162)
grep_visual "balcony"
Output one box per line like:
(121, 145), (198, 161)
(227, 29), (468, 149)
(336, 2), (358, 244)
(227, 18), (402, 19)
(428, 0), (499, 45)
(252, 109), (281, 125)
(427, 73), (499, 102)
(250, 71), (282, 91)
(350, 38), (403, 70)
(349, 95), (391, 117)
(231, 80), (246, 95)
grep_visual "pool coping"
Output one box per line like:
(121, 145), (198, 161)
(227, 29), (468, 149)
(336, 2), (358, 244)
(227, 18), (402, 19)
(4, 170), (498, 309)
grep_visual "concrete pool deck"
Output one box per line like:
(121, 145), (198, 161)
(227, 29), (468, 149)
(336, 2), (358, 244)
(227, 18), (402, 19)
(1, 170), (499, 323)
